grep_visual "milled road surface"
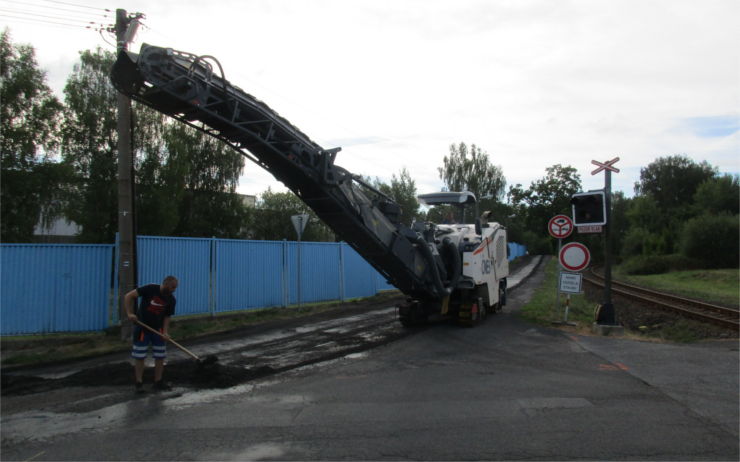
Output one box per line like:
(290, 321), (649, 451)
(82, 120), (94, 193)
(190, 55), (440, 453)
(2, 256), (738, 461)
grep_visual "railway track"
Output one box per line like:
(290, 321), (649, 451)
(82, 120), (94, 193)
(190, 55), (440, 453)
(583, 269), (739, 330)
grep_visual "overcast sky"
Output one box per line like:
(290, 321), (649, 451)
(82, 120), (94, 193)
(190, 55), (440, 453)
(3, 0), (739, 200)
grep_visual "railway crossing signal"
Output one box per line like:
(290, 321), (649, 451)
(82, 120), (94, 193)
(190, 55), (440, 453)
(591, 157), (620, 175)
(571, 191), (606, 226)
(590, 157), (620, 327)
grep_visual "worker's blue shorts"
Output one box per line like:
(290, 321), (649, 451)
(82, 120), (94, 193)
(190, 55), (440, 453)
(131, 326), (167, 360)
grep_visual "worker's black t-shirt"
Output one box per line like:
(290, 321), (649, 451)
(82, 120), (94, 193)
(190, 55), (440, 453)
(136, 284), (176, 330)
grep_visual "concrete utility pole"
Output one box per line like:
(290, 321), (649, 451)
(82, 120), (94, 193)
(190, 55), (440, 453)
(115, 9), (142, 341)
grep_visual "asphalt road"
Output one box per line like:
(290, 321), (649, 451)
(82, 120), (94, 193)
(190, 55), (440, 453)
(2, 258), (738, 461)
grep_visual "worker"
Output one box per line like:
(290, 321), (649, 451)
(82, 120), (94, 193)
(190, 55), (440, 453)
(125, 275), (178, 393)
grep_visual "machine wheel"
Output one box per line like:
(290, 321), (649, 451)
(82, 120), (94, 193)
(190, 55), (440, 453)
(399, 301), (428, 328)
(478, 297), (488, 322)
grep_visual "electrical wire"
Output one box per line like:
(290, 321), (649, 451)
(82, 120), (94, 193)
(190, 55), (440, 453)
(0, 0), (110, 17)
(37, 0), (110, 12)
(0, 13), (100, 29)
(0, 7), (103, 25)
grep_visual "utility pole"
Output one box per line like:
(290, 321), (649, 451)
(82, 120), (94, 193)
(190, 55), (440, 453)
(115, 9), (142, 341)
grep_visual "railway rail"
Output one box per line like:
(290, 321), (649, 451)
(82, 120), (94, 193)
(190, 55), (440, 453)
(584, 269), (739, 330)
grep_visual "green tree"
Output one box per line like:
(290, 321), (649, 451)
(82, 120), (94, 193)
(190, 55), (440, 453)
(376, 168), (421, 226)
(634, 155), (716, 210)
(438, 142), (506, 201)
(0, 30), (67, 242)
(61, 47), (250, 241)
(60, 48), (118, 243)
(246, 188), (335, 242)
(507, 164), (582, 252)
(693, 174), (739, 215)
(163, 123), (248, 238)
(627, 155), (718, 255)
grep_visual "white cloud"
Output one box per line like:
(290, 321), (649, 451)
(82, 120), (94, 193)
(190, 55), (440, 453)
(3, 0), (738, 201)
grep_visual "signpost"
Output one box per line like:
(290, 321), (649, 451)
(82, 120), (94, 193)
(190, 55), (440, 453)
(548, 215), (574, 240)
(559, 272), (583, 294)
(549, 214), (577, 325)
(559, 242), (591, 272)
(591, 157), (620, 327)
(577, 225), (603, 234)
(291, 214), (309, 307)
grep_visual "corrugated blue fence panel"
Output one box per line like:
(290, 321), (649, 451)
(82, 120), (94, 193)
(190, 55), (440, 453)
(137, 236), (211, 317)
(2, 238), (528, 335)
(286, 242), (342, 305)
(376, 271), (396, 291)
(215, 239), (285, 312)
(508, 242), (527, 260)
(1, 244), (113, 335)
(342, 244), (377, 299)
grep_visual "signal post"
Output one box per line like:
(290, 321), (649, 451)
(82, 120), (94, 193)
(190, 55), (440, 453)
(573, 157), (624, 335)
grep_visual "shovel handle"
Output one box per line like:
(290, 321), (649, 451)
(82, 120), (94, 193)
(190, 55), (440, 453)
(133, 319), (201, 361)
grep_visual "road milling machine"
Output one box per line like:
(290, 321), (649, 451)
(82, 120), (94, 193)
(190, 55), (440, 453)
(110, 44), (509, 326)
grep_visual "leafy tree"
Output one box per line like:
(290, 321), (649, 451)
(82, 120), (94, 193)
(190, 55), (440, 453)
(375, 168), (421, 226)
(163, 123), (248, 238)
(60, 47), (250, 241)
(60, 48), (118, 243)
(634, 155), (716, 211)
(693, 174), (739, 216)
(627, 155), (718, 255)
(680, 213), (738, 268)
(507, 164), (582, 252)
(0, 30), (67, 242)
(438, 142), (506, 201)
(246, 188), (335, 242)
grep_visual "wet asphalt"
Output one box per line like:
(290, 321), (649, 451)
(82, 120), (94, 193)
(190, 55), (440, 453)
(2, 256), (738, 461)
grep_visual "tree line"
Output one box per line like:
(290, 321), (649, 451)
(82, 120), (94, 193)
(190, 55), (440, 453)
(2, 31), (737, 271)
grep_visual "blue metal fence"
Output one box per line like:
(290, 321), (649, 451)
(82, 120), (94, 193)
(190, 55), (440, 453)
(1, 237), (526, 335)
(508, 242), (527, 260)
(1, 244), (114, 335)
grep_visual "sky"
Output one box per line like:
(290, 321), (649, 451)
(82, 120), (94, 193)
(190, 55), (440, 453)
(2, 0), (739, 201)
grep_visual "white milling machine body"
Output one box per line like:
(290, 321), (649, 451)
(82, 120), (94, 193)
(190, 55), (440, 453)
(403, 192), (510, 326)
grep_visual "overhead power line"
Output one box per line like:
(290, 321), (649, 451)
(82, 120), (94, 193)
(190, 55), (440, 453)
(0, 12), (101, 29)
(0, 0), (111, 17)
(37, 0), (110, 12)
(0, 7), (105, 24)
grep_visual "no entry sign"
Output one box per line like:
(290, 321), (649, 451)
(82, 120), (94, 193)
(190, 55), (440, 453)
(548, 215), (574, 239)
(559, 242), (591, 272)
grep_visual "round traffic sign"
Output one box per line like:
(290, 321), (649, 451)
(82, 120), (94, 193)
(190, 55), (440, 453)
(548, 215), (574, 239)
(559, 242), (591, 272)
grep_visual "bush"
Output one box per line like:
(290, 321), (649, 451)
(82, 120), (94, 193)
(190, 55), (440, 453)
(522, 230), (553, 255)
(680, 214), (739, 269)
(621, 254), (702, 275)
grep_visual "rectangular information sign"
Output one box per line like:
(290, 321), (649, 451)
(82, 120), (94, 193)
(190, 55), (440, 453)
(577, 225), (603, 234)
(559, 271), (583, 294)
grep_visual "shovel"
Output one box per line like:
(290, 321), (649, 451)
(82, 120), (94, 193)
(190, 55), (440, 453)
(133, 319), (218, 366)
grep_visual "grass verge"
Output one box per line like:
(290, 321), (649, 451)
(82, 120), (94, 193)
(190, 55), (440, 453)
(521, 258), (734, 343)
(614, 268), (739, 308)
(519, 258), (596, 327)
